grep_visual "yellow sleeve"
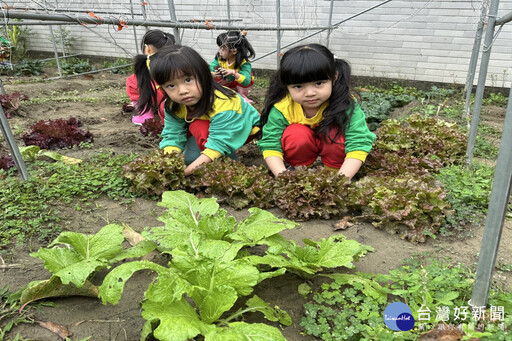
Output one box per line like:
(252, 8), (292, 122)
(345, 151), (368, 162)
(202, 148), (223, 160)
(263, 150), (284, 160)
(163, 146), (182, 154)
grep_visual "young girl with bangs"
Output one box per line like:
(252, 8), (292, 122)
(257, 43), (376, 178)
(144, 45), (260, 174)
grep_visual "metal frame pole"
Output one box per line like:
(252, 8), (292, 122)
(166, 0), (181, 44)
(141, 1), (148, 32)
(326, 0), (335, 47)
(462, 1), (488, 122)
(276, 0), (281, 69)
(43, 0), (63, 77)
(4, 11), (333, 31)
(465, 0), (500, 164)
(129, 0), (140, 54)
(0, 106), (30, 180)
(55, 0), (67, 57)
(470, 83), (512, 307)
(227, 0), (232, 26)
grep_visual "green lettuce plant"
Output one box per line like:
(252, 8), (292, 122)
(22, 224), (157, 306)
(95, 190), (371, 340)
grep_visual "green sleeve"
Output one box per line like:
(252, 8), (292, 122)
(206, 96), (261, 155)
(344, 102), (376, 154)
(159, 108), (188, 151)
(257, 106), (289, 154)
(236, 61), (253, 87)
(210, 58), (220, 72)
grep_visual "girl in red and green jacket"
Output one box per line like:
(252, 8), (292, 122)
(210, 31), (255, 103)
(258, 43), (376, 179)
(127, 30), (175, 125)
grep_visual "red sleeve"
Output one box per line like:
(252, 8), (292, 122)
(126, 74), (139, 102)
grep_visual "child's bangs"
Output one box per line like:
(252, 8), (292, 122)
(280, 50), (334, 85)
(152, 52), (197, 84)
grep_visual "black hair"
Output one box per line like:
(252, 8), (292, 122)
(133, 29), (176, 115)
(215, 31), (255, 69)
(146, 45), (236, 118)
(260, 43), (354, 142)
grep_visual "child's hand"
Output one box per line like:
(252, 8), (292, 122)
(214, 66), (227, 79)
(215, 67), (236, 79)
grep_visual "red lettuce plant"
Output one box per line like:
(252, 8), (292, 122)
(0, 155), (15, 171)
(140, 118), (163, 138)
(191, 158), (274, 209)
(22, 117), (93, 150)
(361, 149), (444, 178)
(350, 175), (450, 243)
(375, 114), (467, 165)
(121, 150), (189, 196)
(0, 91), (29, 117)
(273, 167), (352, 221)
(119, 114), (463, 242)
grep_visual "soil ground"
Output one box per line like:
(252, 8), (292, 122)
(1, 70), (511, 341)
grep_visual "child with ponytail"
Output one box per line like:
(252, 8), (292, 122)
(210, 30), (255, 103)
(126, 29), (175, 125)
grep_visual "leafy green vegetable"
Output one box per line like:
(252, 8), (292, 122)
(273, 167), (352, 220)
(251, 234), (373, 278)
(301, 257), (512, 340)
(96, 191), (371, 340)
(191, 158), (274, 209)
(122, 150), (189, 196)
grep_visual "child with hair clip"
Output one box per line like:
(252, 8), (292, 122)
(127, 29), (175, 125)
(210, 30), (255, 103)
(257, 43), (376, 179)
(146, 45), (260, 175)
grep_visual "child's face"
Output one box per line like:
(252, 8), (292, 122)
(218, 45), (237, 61)
(162, 73), (203, 108)
(287, 80), (333, 117)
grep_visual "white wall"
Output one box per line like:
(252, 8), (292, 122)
(6, 0), (512, 87)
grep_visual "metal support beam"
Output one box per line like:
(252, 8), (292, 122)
(226, 0), (232, 26)
(465, 0), (500, 164)
(326, 0), (335, 48)
(166, 0), (181, 44)
(496, 10), (512, 25)
(470, 83), (512, 307)
(3, 10), (334, 31)
(0, 106), (30, 181)
(129, 0), (140, 54)
(462, 1), (488, 123)
(276, 0), (281, 69)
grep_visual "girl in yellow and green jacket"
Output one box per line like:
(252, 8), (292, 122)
(145, 45), (260, 175)
(210, 31), (255, 103)
(258, 43), (376, 179)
